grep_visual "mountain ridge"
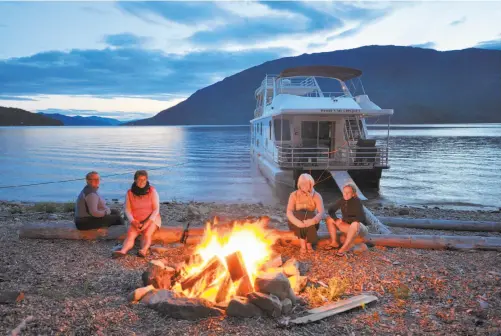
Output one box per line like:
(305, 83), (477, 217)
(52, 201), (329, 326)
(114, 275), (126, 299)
(0, 106), (63, 126)
(126, 45), (501, 126)
(39, 113), (122, 126)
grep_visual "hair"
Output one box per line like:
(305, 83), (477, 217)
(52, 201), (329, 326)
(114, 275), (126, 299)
(297, 173), (315, 192)
(343, 183), (357, 195)
(134, 170), (148, 181)
(85, 171), (99, 180)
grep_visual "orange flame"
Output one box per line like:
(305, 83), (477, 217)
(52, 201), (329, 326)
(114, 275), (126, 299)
(173, 217), (276, 302)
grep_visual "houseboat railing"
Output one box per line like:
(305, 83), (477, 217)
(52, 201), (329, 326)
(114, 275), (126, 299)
(273, 145), (389, 169)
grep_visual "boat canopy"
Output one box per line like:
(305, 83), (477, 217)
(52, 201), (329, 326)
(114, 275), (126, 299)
(278, 65), (362, 81)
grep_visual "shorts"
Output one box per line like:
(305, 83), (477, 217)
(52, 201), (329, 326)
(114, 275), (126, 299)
(357, 222), (369, 237)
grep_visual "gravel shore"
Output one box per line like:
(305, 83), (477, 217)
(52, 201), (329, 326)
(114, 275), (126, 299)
(0, 200), (500, 335)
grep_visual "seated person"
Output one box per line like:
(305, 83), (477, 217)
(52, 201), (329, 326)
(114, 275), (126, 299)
(325, 184), (369, 256)
(286, 173), (325, 255)
(75, 171), (123, 230)
(112, 170), (161, 258)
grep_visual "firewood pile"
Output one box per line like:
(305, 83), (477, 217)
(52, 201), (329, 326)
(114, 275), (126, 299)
(129, 252), (308, 320)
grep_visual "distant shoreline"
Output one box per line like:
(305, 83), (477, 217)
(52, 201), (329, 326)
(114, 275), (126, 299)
(2, 122), (501, 128)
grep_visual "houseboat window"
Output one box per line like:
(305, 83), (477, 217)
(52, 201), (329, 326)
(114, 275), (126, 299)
(269, 121), (272, 139)
(260, 123), (263, 135)
(273, 119), (291, 141)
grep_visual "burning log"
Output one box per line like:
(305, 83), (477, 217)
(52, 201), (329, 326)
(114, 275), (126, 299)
(180, 256), (225, 293)
(224, 251), (254, 296)
(236, 274), (254, 297)
(215, 274), (233, 303)
(378, 217), (501, 232)
(225, 251), (247, 282)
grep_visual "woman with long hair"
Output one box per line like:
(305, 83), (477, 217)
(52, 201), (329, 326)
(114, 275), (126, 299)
(112, 170), (161, 258)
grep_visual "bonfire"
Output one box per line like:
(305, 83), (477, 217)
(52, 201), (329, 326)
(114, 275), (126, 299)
(133, 217), (308, 319)
(171, 217), (277, 302)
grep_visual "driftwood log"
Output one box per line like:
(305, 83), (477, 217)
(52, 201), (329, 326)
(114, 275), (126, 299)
(280, 232), (501, 251)
(19, 222), (501, 251)
(378, 217), (501, 232)
(363, 206), (391, 234)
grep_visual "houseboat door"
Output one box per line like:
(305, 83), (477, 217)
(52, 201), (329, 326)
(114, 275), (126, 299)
(301, 121), (335, 150)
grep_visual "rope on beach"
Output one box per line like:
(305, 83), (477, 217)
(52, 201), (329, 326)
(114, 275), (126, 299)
(0, 162), (186, 189)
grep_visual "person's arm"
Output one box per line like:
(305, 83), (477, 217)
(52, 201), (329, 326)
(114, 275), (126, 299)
(311, 192), (325, 224)
(355, 198), (367, 223)
(85, 193), (107, 217)
(124, 191), (135, 222)
(286, 192), (304, 227)
(149, 189), (160, 221)
(328, 199), (342, 219)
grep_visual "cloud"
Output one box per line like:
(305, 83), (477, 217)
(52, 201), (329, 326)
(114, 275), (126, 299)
(80, 6), (109, 15)
(103, 33), (150, 48)
(117, 1), (227, 25)
(411, 42), (437, 49)
(475, 38), (501, 50)
(450, 17), (466, 26)
(0, 46), (290, 96)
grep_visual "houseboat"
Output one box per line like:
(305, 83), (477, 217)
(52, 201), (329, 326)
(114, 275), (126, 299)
(250, 65), (393, 198)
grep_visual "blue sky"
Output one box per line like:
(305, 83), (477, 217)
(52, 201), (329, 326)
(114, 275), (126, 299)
(1, 1), (500, 121)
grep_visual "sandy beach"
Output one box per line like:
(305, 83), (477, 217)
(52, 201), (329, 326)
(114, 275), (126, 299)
(0, 200), (500, 335)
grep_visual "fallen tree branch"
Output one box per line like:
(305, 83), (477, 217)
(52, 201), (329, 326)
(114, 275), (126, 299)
(378, 217), (501, 232)
(10, 316), (34, 336)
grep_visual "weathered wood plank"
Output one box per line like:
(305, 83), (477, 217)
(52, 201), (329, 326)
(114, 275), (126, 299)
(290, 294), (377, 325)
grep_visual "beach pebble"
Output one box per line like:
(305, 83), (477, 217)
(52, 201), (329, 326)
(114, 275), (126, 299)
(398, 208), (410, 216)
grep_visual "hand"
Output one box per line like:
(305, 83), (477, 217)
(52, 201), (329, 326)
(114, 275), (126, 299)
(131, 220), (141, 229)
(303, 219), (315, 227)
(140, 219), (153, 231)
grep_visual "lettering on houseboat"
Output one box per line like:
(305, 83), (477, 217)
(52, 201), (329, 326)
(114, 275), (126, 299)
(320, 109), (360, 113)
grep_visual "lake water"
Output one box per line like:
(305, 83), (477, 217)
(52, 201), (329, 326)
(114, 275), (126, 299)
(0, 124), (500, 210)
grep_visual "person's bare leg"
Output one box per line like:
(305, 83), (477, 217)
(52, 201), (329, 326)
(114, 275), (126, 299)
(338, 221), (360, 254)
(326, 217), (340, 247)
(139, 224), (157, 255)
(299, 238), (307, 255)
(120, 227), (139, 254)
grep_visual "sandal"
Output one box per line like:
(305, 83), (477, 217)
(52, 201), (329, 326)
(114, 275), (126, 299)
(324, 244), (339, 251)
(112, 251), (126, 259)
(137, 250), (149, 258)
(335, 251), (348, 257)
